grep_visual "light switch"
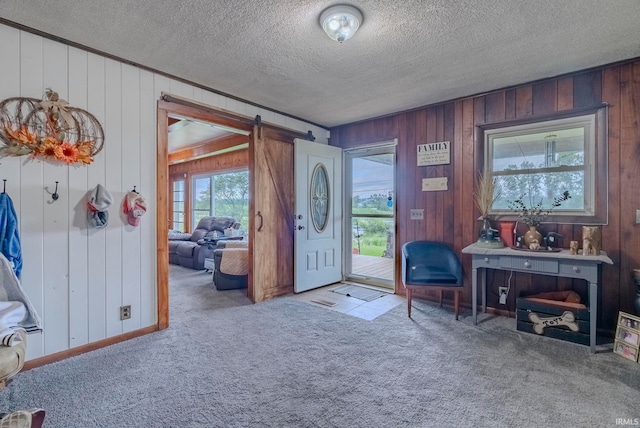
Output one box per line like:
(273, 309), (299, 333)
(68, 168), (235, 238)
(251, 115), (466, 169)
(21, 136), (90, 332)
(636, 209), (640, 224)
(410, 209), (424, 220)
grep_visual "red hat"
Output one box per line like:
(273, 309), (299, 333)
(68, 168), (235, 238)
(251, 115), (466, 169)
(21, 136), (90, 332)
(123, 191), (146, 226)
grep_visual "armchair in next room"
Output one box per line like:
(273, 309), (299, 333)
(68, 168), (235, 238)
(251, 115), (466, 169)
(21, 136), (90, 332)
(213, 241), (248, 290)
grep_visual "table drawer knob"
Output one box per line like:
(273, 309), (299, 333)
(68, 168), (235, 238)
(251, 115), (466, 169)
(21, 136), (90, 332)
(524, 261), (531, 268)
(484, 257), (490, 263)
(573, 266), (579, 272)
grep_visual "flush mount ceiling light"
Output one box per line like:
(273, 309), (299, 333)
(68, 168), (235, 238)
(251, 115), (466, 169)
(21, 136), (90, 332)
(320, 4), (363, 43)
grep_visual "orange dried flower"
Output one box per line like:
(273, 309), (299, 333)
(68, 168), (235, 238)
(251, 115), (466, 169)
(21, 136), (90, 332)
(55, 141), (79, 164)
(4, 125), (38, 146)
(76, 140), (92, 156)
(3, 124), (95, 165)
(4, 125), (21, 141)
(75, 141), (94, 165)
(36, 136), (59, 158)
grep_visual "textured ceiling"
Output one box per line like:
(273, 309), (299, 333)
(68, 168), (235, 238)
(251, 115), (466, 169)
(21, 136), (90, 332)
(1, 0), (639, 128)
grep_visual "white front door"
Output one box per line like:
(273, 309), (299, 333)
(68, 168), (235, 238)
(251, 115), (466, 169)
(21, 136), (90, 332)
(294, 139), (342, 293)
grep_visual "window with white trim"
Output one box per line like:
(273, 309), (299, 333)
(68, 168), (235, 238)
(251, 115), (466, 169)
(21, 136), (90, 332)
(483, 107), (607, 224)
(172, 179), (185, 232)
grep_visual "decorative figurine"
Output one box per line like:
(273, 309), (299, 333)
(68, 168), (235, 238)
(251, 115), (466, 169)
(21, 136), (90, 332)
(545, 232), (562, 250)
(582, 226), (602, 256)
(569, 240), (579, 255)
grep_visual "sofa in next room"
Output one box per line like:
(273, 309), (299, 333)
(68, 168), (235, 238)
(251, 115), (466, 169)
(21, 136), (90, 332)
(168, 216), (240, 270)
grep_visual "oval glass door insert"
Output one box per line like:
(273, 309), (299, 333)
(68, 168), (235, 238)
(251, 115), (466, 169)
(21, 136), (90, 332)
(310, 163), (330, 232)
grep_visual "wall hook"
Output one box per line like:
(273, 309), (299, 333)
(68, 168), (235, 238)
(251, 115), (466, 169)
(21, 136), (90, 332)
(2, 179), (6, 194)
(132, 186), (138, 194)
(51, 181), (59, 201)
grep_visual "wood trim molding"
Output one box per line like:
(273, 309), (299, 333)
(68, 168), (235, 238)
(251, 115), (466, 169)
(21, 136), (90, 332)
(23, 325), (158, 371)
(158, 100), (254, 134)
(162, 94), (318, 140)
(157, 105), (170, 330)
(168, 133), (248, 164)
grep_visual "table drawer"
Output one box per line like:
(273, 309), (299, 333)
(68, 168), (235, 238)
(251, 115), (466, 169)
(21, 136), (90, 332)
(558, 261), (595, 278)
(478, 256), (500, 268)
(499, 256), (559, 274)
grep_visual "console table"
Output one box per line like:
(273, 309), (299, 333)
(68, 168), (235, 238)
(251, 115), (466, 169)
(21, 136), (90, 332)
(461, 244), (613, 353)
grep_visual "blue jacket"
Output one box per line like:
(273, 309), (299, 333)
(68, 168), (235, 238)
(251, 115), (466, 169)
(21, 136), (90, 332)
(0, 192), (22, 279)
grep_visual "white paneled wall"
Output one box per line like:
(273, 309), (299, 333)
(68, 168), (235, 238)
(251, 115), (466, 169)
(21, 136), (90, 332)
(0, 23), (329, 360)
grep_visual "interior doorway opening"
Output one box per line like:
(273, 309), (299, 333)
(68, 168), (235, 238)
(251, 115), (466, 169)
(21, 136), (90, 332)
(158, 95), (313, 327)
(157, 98), (254, 329)
(167, 112), (250, 233)
(344, 142), (396, 289)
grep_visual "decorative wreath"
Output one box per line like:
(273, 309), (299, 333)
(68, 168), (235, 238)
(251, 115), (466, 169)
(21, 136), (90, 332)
(0, 89), (104, 165)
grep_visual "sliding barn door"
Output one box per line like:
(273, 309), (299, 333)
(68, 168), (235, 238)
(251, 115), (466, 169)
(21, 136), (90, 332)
(249, 126), (295, 302)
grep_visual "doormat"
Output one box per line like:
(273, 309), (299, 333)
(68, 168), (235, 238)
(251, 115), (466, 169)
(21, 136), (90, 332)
(330, 284), (388, 302)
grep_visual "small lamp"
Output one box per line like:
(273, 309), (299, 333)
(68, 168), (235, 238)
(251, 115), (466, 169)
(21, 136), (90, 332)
(320, 4), (363, 43)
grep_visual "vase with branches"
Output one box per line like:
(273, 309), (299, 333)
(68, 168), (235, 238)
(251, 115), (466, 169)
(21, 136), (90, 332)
(508, 190), (571, 249)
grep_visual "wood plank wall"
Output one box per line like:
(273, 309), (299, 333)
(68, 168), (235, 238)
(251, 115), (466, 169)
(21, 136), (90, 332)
(330, 59), (640, 332)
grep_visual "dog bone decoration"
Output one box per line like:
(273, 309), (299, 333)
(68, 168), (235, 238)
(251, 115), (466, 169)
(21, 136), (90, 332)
(528, 311), (579, 334)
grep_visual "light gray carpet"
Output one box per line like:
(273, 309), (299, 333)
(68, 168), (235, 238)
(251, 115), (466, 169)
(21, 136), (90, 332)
(0, 265), (639, 427)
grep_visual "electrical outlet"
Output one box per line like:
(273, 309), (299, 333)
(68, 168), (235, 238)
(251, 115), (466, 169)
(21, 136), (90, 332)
(410, 209), (424, 220)
(498, 287), (508, 305)
(120, 305), (131, 320)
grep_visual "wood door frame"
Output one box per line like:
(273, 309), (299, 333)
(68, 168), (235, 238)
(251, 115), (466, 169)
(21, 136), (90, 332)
(157, 95), (314, 328)
(156, 98), (254, 329)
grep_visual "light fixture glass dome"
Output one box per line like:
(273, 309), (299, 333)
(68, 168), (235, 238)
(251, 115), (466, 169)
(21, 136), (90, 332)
(320, 5), (363, 43)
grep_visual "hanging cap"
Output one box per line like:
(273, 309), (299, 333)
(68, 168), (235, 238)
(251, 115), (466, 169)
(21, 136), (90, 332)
(87, 184), (113, 229)
(124, 191), (146, 226)
(88, 184), (113, 212)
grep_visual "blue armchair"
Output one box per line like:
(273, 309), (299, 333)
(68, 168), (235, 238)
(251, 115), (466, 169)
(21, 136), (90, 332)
(401, 240), (464, 319)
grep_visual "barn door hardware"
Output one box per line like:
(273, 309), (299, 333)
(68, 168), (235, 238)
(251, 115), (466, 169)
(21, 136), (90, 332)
(257, 211), (264, 232)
